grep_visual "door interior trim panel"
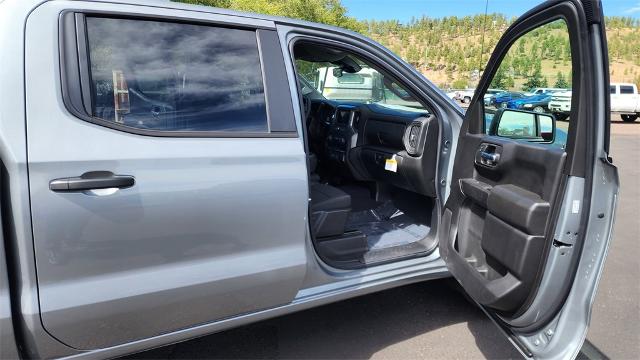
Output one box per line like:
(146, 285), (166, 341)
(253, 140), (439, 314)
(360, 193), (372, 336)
(441, 133), (566, 314)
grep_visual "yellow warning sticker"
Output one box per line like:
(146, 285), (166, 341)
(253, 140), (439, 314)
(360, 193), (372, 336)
(385, 157), (398, 172)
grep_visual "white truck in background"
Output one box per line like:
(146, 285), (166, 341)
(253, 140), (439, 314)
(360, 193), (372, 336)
(315, 66), (381, 101)
(610, 83), (640, 122)
(549, 82), (640, 122)
(446, 88), (475, 103)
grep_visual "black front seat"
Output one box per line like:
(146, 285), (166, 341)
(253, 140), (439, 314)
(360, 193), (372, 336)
(310, 183), (351, 238)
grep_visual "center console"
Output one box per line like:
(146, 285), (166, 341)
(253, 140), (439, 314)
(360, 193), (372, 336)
(326, 105), (360, 163)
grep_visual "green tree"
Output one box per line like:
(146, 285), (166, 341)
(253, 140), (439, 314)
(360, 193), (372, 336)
(554, 71), (569, 88)
(522, 66), (544, 91)
(174, 1), (640, 91)
(505, 73), (515, 88)
(540, 75), (549, 88)
(490, 66), (509, 89)
(179, 0), (231, 6)
(452, 78), (468, 89)
(406, 44), (422, 67)
(175, 0), (365, 32)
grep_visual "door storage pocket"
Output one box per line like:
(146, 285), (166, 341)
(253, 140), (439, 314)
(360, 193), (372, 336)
(481, 213), (545, 280)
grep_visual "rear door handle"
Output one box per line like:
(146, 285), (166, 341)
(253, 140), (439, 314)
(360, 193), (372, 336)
(50, 171), (135, 192)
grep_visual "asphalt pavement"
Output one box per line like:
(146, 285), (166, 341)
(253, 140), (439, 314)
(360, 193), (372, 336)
(587, 117), (640, 359)
(128, 117), (639, 360)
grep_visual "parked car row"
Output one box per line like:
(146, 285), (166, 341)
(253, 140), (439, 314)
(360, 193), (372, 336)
(481, 83), (640, 122)
(484, 88), (567, 110)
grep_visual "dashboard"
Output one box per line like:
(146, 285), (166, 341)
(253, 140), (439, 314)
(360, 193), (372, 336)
(310, 100), (440, 197)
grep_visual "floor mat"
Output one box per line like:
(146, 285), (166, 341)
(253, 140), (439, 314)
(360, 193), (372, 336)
(339, 184), (380, 212)
(346, 202), (431, 251)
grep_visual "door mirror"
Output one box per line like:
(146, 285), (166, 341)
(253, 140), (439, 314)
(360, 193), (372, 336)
(489, 108), (555, 142)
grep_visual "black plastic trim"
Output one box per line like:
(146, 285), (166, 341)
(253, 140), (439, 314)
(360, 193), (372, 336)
(74, 13), (92, 116)
(59, 12), (85, 119)
(599, 15), (611, 154)
(257, 30), (297, 133)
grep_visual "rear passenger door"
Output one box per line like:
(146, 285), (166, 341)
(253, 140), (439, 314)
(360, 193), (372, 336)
(439, 1), (618, 358)
(26, 2), (307, 350)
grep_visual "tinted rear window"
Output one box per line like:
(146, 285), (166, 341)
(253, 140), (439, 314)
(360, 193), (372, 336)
(620, 85), (635, 95)
(86, 17), (268, 133)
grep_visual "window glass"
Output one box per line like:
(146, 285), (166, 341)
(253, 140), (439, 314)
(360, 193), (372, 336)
(337, 73), (366, 84)
(497, 111), (537, 137)
(86, 17), (268, 132)
(482, 19), (572, 148)
(620, 85), (634, 94)
(295, 54), (427, 111)
(610, 85), (617, 94)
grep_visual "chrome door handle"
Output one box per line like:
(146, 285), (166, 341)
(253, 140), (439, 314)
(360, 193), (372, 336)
(480, 151), (500, 163)
(479, 151), (500, 166)
(50, 171), (135, 192)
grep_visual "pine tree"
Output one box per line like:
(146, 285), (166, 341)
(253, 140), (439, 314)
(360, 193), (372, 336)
(541, 76), (549, 88)
(554, 71), (569, 88)
(522, 66), (544, 91)
(490, 66), (508, 89)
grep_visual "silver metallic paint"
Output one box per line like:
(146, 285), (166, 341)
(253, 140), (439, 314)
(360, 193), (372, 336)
(4, 0), (458, 358)
(0, 217), (19, 359)
(27, 0), (309, 350)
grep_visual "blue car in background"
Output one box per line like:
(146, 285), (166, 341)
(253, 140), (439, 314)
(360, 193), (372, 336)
(486, 91), (526, 108)
(506, 94), (553, 113)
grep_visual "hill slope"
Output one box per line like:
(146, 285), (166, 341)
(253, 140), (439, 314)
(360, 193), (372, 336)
(365, 15), (640, 89)
(176, 1), (640, 89)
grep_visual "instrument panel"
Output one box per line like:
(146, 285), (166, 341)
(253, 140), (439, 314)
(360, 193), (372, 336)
(317, 101), (439, 197)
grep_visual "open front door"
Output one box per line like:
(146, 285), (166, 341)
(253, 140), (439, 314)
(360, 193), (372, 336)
(439, 0), (618, 358)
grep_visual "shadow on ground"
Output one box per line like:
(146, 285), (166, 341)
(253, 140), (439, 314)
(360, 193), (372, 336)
(126, 280), (520, 359)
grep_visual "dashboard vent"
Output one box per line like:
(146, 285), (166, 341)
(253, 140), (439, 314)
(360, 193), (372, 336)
(351, 111), (360, 130)
(408, 124), (421, 149)
(404, 119), (427, 156)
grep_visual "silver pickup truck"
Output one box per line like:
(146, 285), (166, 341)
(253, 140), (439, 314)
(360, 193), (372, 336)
(0, 1), (618, 359)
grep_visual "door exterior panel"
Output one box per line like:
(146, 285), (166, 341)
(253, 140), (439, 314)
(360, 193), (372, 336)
(26, 2), (308, 350)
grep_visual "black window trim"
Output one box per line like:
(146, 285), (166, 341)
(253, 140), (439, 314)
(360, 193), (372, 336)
(59, 10), (297, 138)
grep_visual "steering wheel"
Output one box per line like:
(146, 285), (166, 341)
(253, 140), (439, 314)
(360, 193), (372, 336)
(302, 95), (312, 122)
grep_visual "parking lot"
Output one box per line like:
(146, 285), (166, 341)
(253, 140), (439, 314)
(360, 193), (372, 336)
(129, 116), (639, 360)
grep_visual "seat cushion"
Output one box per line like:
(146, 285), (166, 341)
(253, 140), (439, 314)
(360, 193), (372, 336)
(310, 183), (351, 212)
